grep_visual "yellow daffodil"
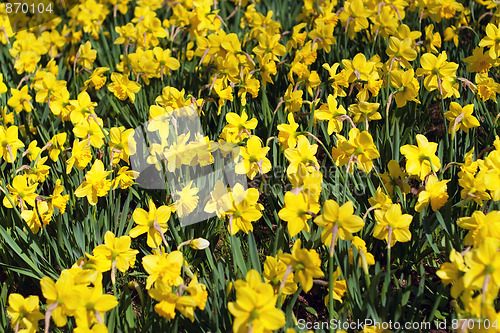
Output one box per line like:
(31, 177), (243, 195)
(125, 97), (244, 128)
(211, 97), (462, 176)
(415, 175), (449, 212)
(322, 63), (349, 97)
(287, 163), (323, 202)
(380, 160), (411, 195)
(423, 24), (441, 53)
(416, 51), (458, 93)
(47, 133), (67, 162)
(458, 171), (491, 205)
(315, 94), (346, 134)
(444, 102), (480, 138)
(111, 166), (137, 190)
(109, 126), (135, 164)
(436, 249), (466, 299)
(66, 139), (92, 174)
(483, 147), (500, 201)
(220, 110), (258, 143)
(77, 41), (97, 70)
(342, 53), (374, 82)
(386, 37), (417, 69)
(390, 68), (420, 108)
(34, 72), (66, 104)
(444, 25), (459, 47)
(348, 236), (375, 267)
(142, 250), (184, 289)
(314, 200), (364, 246)
(8, 86), (33, 113)
(1, 106), (14, 127)
(25, 155), (50, 183)
(277, 112), (300, 150)
(348, 101), (381, 124)
(225, 183), (263, 235)
(368, 187), (393, 212)
(457, 211), (500, 247)
(374, 204), (412, 247)
(252, 33), (286, 63)
(475, 73), (500, 102)
(49, 179), (69, 214)
(7, 294), (44, 332)
(338, 0), (372, 39)
(90, 231), (139, 279)
(283, 84), (304, 113)
(278, 239), (324, 292)
(24, 140), (41, 162)
(400, 134), (441, 180)
(3, 174), (38, 210)
(478, 23), (500, 59)
(108, 73), (141, 103)
(14, 51), (41, 75)
(75, 159), (112, 206)
(185, 275), (208, 313)
(263, 256), (298, 295)
(235, 136), (272, 180)
(130, 199), (173, 248)
(153, 47), (181, 77)
(40, 270), (81, 327)
(148, 280), (198, 320)
(287, 22), (308, 51)
(21, 200), (52, 233)
(69, 91), (97, 124)
(284, 135), (319, 175)
(70, 284), (118, 329)
(238, 74), (260, 106)
(308, 21), (336, 52)
(213, 79), (233, 115)
(279, 191), (320, 237)
(84, 67), (110, 90)
(73, 117), (108, 149)
(323, 267), (347, 306)
(371, 6), (399, 38)
(228, 270), (285, 332)
(463, 237), (500, 291)
(0, 125), (24, 163)
(463, 47), (494, 73)
(174, 180), (199, 218)
(332, 128), (380, 173)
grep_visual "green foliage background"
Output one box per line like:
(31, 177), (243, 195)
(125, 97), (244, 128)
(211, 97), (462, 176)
(0, 0), (499, 331)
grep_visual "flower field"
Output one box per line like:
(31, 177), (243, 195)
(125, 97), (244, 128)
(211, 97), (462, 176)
(1, 0), (500, 331)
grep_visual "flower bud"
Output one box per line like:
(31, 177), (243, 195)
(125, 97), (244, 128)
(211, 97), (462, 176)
(189, 238), (210, 250)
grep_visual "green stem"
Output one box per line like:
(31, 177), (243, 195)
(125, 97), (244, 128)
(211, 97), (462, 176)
(342, 162), (350, 204)
(381, 239), (392, 307)
(385, 73), (392, 144)
(370, 31), (378, 58)
(57, 215), (63, 249)
(172, 316), (179, 333)
(328, 252), (335, 333)
(450, 133), (456, 177)
(373, 166), (390, 196)
(304, 132), (336, 167)
(439, 79), (450, 154)
(328, 225), (338, 332)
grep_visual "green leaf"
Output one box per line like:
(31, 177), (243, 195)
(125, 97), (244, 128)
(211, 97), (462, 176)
(247, 231), (261, 274)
